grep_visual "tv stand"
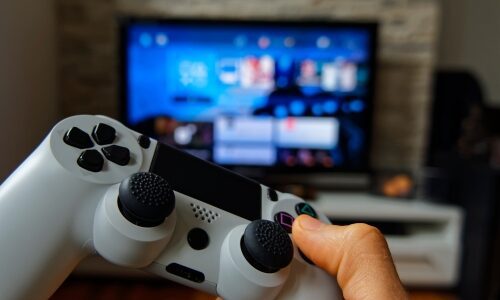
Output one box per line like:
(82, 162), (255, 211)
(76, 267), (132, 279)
(261, 173), (371, 191)
(311, 192), (463, 287)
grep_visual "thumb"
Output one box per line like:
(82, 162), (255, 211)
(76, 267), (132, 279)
(292, 215), (407, 300)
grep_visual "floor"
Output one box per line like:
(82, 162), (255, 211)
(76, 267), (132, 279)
(50, 276), (458, 300)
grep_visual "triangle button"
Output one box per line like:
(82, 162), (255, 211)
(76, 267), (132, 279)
(295, 202), (317, 218)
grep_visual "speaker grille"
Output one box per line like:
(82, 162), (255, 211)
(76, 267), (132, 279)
(190, 203), (220, 223)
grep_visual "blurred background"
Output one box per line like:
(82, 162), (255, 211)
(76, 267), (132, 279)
(0, 0), (499, 299)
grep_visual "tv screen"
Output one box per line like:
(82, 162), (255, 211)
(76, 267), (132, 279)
(120, 18), (377, 174)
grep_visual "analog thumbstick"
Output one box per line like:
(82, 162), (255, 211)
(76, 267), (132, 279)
(240, 220), (294, 273)
(118, 172), (175, 227)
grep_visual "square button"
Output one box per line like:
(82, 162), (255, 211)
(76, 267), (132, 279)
(274, 212), (295, 233)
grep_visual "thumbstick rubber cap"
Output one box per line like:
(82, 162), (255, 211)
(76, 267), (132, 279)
(118, 172), (175, 227)
(241, 219), (294, 273)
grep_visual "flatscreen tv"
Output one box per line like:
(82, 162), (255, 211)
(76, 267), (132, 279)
(120, 18), (378, 185)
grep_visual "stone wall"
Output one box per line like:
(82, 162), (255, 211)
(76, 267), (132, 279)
(56, 0), (439, 171)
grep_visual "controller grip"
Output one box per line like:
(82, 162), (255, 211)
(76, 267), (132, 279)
(0, 140), (94, 299)
(276, 259), (342, 299)
(218, 225), (290, 300)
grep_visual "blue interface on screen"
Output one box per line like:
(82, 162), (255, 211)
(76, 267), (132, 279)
(124, 21), (375, 170)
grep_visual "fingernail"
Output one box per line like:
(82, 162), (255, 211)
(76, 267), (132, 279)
(299, 215), (323, 231)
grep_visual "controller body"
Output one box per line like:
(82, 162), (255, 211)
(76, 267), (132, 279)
(0, 115), (341, 300)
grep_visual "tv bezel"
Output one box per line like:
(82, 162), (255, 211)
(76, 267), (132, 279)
(118, 17), (378, 177)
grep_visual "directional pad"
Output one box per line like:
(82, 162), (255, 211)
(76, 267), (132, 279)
(295, 202), (317, 218)
(77, 150), (104, 172)
(64, 127), (94, 149)
(92, 123), (116, 145)
(51, 115), (146, 184)
(101, 145), (130, 166)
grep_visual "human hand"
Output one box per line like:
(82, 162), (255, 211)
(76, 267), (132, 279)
(292, 215), (408, 300)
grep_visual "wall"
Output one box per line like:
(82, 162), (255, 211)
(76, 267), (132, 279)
(439, 0), (500, 105)
(56, 0), (440, 171)
(0, 0), (58, 181)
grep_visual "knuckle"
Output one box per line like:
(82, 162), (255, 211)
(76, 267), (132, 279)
(342, 223), (391, 260)
(345, 223), (385, 243)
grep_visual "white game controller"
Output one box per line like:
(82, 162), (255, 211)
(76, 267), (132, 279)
(0, 115), (341, 300)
